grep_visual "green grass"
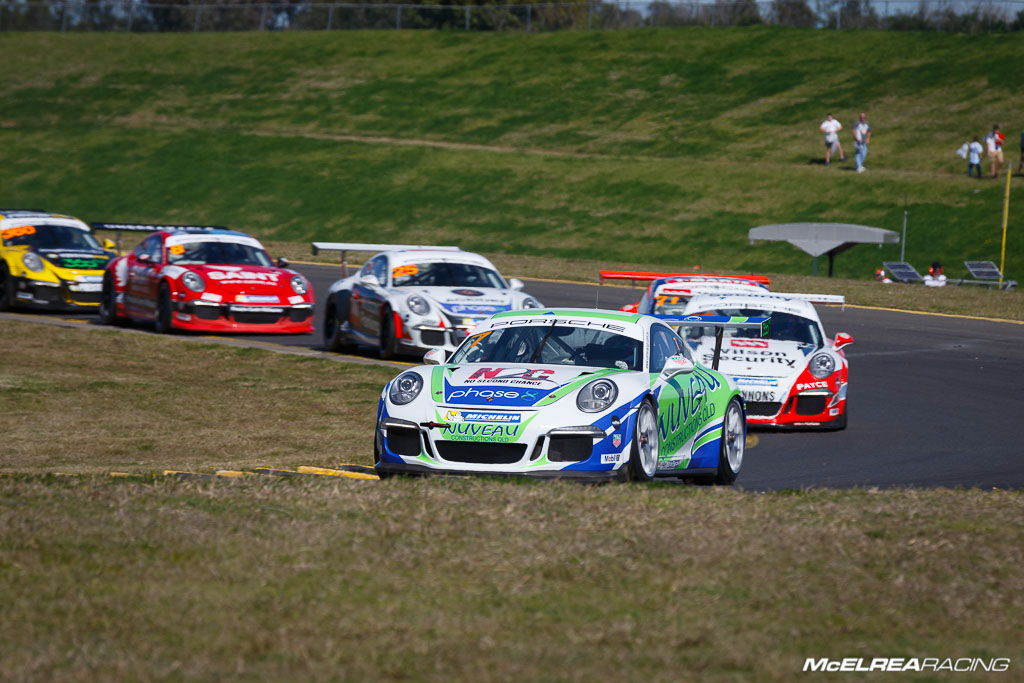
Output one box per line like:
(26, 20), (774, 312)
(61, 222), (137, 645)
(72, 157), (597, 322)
(1, 29), (1022, 281)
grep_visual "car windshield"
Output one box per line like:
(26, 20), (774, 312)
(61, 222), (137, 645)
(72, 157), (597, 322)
(449, 324), (643, 370)
(682, 308), (823, 347)
(392, 262), (505, 289)
(2, 224), (101, 250)
(168, 240), (273, 266)
(652, 294), (692, 315)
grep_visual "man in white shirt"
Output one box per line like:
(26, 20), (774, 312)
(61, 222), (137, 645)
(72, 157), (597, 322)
(985, 125), (1005, 178)
(852, 112), (872, 173)
(820, 114), (846, 166)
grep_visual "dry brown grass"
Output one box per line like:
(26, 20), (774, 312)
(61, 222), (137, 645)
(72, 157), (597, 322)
(0, 320), (395, 473)
(0, 477), (1020, 680)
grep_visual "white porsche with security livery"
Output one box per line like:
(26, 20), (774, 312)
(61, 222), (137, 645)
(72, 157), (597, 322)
(374, 308), (770, 482)
(314, 243), (543, 358)
(679, 292), (853, 430)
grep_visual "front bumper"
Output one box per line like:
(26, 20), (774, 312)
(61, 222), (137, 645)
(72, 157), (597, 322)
(12, 276), (102, 310)
(375, 460), (622, 481)
(396, 321), (478, 354)
(172, 300), (314, 334)
(745, 384), (847, 429)
(376, 410), (633, 477)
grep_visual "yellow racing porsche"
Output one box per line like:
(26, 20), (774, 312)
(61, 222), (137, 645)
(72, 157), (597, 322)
(0, 209), (117, 311)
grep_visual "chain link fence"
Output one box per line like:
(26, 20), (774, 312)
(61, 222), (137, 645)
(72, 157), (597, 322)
(2, 0), (1023, 32)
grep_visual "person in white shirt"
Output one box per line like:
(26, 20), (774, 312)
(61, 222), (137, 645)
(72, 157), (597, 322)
(923, 262), (947, 287)
(966, 136), (984, 177)
(852, 112), (872, 173)
(820, 114), (846, 166)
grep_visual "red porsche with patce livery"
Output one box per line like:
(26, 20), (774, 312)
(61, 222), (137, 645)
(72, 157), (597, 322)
(97, 224), (314, 334)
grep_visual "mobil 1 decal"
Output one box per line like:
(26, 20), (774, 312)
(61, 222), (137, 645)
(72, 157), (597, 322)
(657, 367), (721, 457)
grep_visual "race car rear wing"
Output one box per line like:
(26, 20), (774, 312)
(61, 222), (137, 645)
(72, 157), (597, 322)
(311, 242), (461, 277)
(655, 314), (770, 371)
(90, 223), (229, 253)
(599, 270), (772, 288)
(697, 292), (846, 308)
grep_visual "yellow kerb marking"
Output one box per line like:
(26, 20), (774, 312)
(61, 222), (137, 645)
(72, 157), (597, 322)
(214, 470), (249, 478)
(107, 472), (131, 477)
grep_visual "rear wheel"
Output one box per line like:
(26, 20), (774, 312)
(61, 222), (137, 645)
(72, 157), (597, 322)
(714, 398), (745, 485)
(0, 263), (14, 311)
(154, 283), (174, 334)
(323, 297), (354, 353)
(625, 400), (659, 482)
(378, 306), (398, 360)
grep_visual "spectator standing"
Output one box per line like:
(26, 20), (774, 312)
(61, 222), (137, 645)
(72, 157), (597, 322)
(985, 125), (1005, 178)
(852, 112), (872, 173)
(967, 136), (984, 178)
(820, 114), (846, 166)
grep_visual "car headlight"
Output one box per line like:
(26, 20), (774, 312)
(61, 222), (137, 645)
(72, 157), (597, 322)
(181, 271), (205, 292)
(389, 372), (424, 405)
(407, 294), (430, 316)
(577, 379), (618, 413)
(521, 296), (542, 309)
(290, 275), (308, 295)
(22, 252), (44, 272)
(809, 352), (836, 379)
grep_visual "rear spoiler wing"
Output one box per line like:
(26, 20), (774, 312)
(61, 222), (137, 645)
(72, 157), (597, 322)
(90, 223), (228, 252)
(693, 292), (846, 309)
(311, 242), (460, 277)
(600, 270), (771, 287)
(655, 314), (771, 371)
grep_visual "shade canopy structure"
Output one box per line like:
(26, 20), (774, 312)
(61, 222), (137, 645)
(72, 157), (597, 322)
(748, 222), (900, 276)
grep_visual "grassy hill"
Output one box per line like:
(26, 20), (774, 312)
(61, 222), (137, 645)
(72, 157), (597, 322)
(1, 28), (1022, 280)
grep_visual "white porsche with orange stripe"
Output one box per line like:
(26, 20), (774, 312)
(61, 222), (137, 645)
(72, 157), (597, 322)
(680, 292), (852, 430)
(314, 243), (543, 359)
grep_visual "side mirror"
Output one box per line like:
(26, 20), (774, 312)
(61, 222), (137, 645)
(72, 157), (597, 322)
(276, 257), (290, 269)
(136, 252), (152, 263)
(508, 278), (525, 291)
(360, 273), (381, 287)
(423, 348), (447, 365)
(102, 238), (116, 251)
(660, 354), (695, 380)
(833, 332), (854, 351)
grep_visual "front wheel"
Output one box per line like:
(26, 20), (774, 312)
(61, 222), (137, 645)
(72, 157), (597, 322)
(625, 400), (659, 482)
(0, 263), (14, 311)
(378, 307), (398, 360)
(714, 398), (745, 485)
(97, 275), (126, 326)
(154, 283), (174, 334)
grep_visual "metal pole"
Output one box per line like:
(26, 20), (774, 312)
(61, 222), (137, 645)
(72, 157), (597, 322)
(526, 4), (531, 31)
(126, 0), (134, 32)
(193, 3), (201, 32)
(260, 4), (267, 30)
(326, 4), (333, 30)
(396, 5), (401, 29)
(587, 1), (592, 29)
(900, 210), (908, 261)
(465, 4), (469, 30)
(999, 168), (1011, 287)
(60, 2), (69, 32)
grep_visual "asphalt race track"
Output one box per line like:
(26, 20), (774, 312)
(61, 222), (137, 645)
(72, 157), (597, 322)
(19, 262), (1024, 490)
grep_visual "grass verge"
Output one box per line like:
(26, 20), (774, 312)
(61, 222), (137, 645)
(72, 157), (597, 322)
(0, 476), (1020, 679)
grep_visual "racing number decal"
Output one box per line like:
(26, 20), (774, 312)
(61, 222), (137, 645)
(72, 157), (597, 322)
(653, 295), (680, 308)
(169, 245), (186, 255)
(392, 264), (419, 278)
(1, 225), (36, 240)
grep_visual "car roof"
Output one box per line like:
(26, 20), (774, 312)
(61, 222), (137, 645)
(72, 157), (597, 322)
(684, 293), (822, 322)
(0, 210), (90, 231)
(384, 249), (498, 269)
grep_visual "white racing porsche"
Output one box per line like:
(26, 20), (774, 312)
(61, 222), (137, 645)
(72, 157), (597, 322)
(680, 292), (853, 429)
(313, 243), (543, 358)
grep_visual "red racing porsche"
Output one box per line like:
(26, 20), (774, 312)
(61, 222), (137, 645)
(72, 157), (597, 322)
(97, 224), (314, 334)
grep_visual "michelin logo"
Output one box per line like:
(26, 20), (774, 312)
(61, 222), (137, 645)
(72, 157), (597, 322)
(445, 410), (521, 424)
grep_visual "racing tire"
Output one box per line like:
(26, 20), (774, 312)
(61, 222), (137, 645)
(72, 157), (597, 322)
(625, 400), (659, 482)
(323, 300), (355, 353)
(154, 282), (174, 334)
(97, 275), (127, 326)
(0, 263), (14, 311)
(378, 306), (398, 360)
(713, 398), (745, 485)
